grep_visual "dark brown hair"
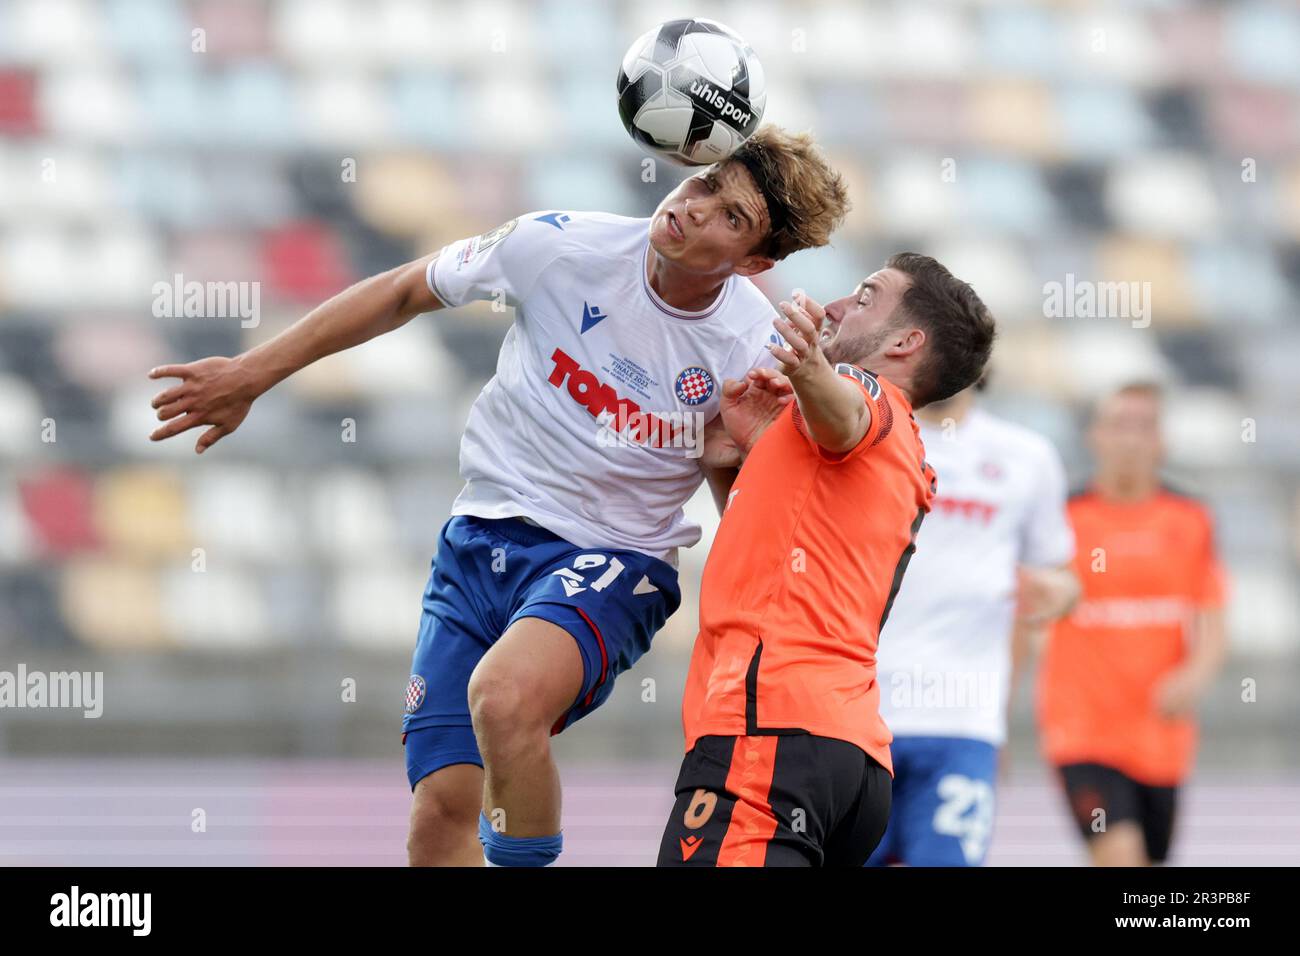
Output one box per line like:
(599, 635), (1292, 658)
(886, 252), (996, 407)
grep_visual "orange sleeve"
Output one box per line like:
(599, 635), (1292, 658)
(791, 366), (891, 464)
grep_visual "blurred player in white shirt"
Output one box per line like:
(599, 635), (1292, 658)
(868, 380), (1079, 866)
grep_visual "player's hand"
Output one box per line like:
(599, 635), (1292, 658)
(769, 293), (830, 381)
(1014, 567), (1059, 626)
(148, 356), (260, 454)
(700, 412), (742, 469)
(717, 370), (794, 460)
(1153, 667), (1204, 719)
(1015, 565), (1081, 627)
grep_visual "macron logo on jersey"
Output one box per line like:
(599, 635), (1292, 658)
(548, 348), (681, 446)
(580, 302), (608, 334)
(536, 212), (571, 230)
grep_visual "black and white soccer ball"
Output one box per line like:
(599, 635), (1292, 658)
(616, 18), (766, 166)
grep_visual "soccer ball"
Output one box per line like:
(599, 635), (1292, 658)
(616, 18), (766, 166)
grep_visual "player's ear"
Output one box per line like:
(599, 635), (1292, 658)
(886, 326), (926, 358)
(733, 253), (775, 278)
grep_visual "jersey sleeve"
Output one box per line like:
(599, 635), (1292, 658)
(711, 319), (782, 425)
(426, 213), (558, 310)
(1018, 438), (1076, 568)
(791, 364), (891, 464)
(1192, 506), (1228, 609)
(745, 336), (782, 373)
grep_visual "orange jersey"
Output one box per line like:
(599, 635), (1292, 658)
(1037, 487), (1227, 785)
(682, 368), (936, 774)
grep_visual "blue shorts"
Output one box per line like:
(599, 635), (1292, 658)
(402, 515), (681, 790)
(866, 736), (999, 867)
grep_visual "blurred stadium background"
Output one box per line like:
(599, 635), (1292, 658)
(1, 0), (1298, 865)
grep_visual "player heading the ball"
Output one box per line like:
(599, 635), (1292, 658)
(146, 124), (848, 867)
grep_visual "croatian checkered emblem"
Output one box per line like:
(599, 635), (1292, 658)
(675, 366), (714, 405)
(404, 675), (427, 715)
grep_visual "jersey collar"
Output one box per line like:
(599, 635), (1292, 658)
(641, 239), (733, 321)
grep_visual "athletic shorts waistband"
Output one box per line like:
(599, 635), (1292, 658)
(459, 514), (567, 548)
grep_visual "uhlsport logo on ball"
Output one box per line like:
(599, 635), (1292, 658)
(616, 18), (766, 165)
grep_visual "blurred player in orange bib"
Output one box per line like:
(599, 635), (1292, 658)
(1037, 382), (1228, 866)
(657, 254), (996, 866)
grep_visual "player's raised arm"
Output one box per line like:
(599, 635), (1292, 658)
(699, 373), (795, 513)
(769, 293), (871, 454)
(147, 254), (445, 454)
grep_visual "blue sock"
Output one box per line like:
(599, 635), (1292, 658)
(478, 811), (563, 867)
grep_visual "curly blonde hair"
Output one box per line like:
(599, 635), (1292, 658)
(726, 124), (850, 261)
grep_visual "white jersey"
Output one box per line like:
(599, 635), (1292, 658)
(876, 408), (1074, 746)
(427, 210), (776, 563)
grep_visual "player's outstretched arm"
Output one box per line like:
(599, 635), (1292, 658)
(769, 294), (870, 454)
(148, 253), (445, 454)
